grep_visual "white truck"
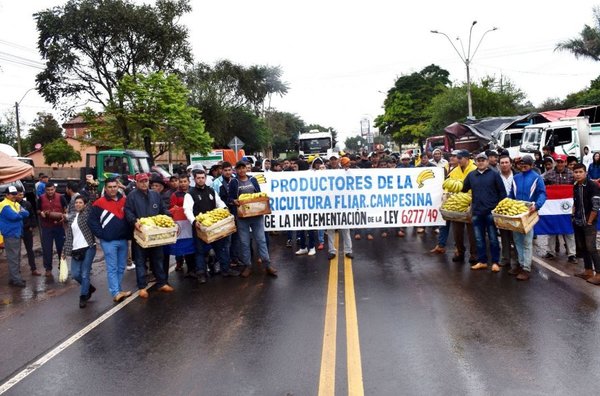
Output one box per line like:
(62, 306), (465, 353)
(297, 129), (334, 159)
(519, 117), (600, 160)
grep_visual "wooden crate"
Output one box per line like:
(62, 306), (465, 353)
(237, 196), (271, 218)
(134, 225), (178, 248)
(440, 193), (472, 223)
(492, 202), (539, 234)
(197, 215), (237, 243)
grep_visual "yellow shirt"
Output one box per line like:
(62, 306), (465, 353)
(447, 160), (476, 182)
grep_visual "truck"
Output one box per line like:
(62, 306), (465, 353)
(492, 128), (523, 159)
(519, 117), (600, 160)
(189, 149), (245, 170)
(83, 149), (154, 192)
(297, 129), (334, 159)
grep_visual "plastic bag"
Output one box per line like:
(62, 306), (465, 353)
(59, 257), (69, 283)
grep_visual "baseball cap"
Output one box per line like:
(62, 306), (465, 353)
(450, 150), (460, 156)
(475, 152), (488, 160)
(135, 173), (149, 182)
(329, 154), (339, 160)
(341, 157), (351, 166)
(400, 153), (410, 160)
(555, 154), (567, 162)
(7, 186), (18, 194)
(486, 149), (499, 157)
(519, 155), (534, 165)
(456, 150), (470, 159)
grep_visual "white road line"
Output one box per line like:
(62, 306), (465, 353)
(0, 270), (166, 394)
(532, 256), (570, 278)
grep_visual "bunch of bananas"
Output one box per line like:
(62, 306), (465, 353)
(416, 169), (435, 188)
(238, 192), (268, 201)
(441, 193), (472, 212)
(443, 178), (464, 193)
(494, 198), (529, 216)
(139, 215), (175, 228)
(195, 207), (231, 227)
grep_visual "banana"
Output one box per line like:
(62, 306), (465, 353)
(195, 207), (232, 227)
(493, 198), (529, 216)
(441, 192), (472, 212)
(139, 215), (175, 229)
(254, 174), (267, 184)
(416, 169), (435, 188)
(238, 192), (268, 201)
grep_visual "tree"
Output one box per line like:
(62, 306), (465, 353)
(85, 72), (212, 159)
(344, 136), (367, 152)
(0, 112), (17, 147)
(556, 7), (600, 62)
(375, 64), (450, 145)
(43, 139), (81, 166)
(427, 76), (529, 133)
(304, 124), (339, 148)
(34, 0), (193, 148)
(264, 111), (305, 157)
(24, 113), (63, 153)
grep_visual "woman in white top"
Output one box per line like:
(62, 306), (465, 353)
(63, 196), (97, 308)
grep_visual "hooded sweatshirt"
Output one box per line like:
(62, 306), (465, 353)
(582, 145), (593, 169)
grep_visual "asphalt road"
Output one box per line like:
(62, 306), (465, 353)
(1, 230), (600, 395)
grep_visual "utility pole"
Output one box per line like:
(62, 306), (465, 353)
(431, 22), (498, 119)
(14, 88), (37, 156)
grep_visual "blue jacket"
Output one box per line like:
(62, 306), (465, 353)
(509, 169), (547, 210)
(0, 199), (29, 238)
(588, 162), (600, 180)
(124, 189), (170, 225)
(227, 176), (261, 216)
(88, 192), (131, 241)
(462, 167), (507, 216)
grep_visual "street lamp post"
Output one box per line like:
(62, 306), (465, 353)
(431, 22), (498, 119)
(14, 88), (37, 156)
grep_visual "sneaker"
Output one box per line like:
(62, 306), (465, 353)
(434, 228), (440, 234)
(8, 279), (26, 288)
(417, 227), (425, 233)
(516, 271), (530, 281)
(471, 263), (488, 270)
(317, 243), (324, 250)
(327, 253), (336, 260)
(491, 263), (501, 273)
(113, 291), (132, 303)
(295, 248), (308, 255)
(543, 253), (555, 260)
(240, 267), (252, 278)
(222, 269), (241, 277)
(429, 245), (446, 254)
(508, 267), (522, 275)
(345, 253), (354, 259)
(158, 284), (174, 293)
(87, 284), (96, 300)
(286, 239), (292, 247)
(126, 263), (136, 271)
(367, 234), (374, 240)
(567, 255), (577, 263)
(79, 296), (87, 308)
(308, 248), (316, 256)
(139, 289), (149, 299)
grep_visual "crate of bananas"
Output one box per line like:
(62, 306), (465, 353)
(134, 214), (178, 248)
(196, 208), (236, 243)
(492, 198), (539, 234)
(440, 192), (472, 223)
(237, 192), (272, 218)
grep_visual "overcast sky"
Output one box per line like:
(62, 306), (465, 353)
(1, 0), (599, 150)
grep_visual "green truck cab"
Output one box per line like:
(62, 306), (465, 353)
(85, 149), (151, 192)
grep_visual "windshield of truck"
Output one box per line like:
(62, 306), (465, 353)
(134, 157), (151, 173)
(520, 128), (541, 152)
(299, 138), (332, 154)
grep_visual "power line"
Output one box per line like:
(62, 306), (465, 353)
(0, 55), (45, 70)
(0, 51), (45, 66)
(0, 39), (38, 54)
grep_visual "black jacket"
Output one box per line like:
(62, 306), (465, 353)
(573, 180), (600, 226)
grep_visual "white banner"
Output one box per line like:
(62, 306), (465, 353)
(252, 168), (445, 231)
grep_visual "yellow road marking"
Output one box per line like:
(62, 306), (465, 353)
(344, 254), (365, 396)
(318, 232), (339, 396)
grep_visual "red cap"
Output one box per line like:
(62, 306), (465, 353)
(135, 173), (149, 182)
(555, 154), (567, 162)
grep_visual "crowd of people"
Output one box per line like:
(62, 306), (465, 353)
(1, 145), (599, 309)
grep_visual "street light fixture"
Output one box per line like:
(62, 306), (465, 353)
(431, 22), (498, 119)
(14, 87), (37, 156)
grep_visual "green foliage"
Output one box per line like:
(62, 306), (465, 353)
(344, 136), (367, 153)
(264, 111), (305, 156)
(0, 113), (17, 147)
(304, 124), (338, 147)
(427, 77), (528, 133)
(561, 75), (600, 108)
(87, 71), (212, 159)
(375, 64), (450, 145)
(34, 0), (192, 114)
(556, 7), (600, 62)
(43, 139), (81, 166)
(24, 113), (63, 153)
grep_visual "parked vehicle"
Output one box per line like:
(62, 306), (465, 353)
(492, 128), (523, 158)
(189, 149), (245, 170)
(297, 129), (334, 159)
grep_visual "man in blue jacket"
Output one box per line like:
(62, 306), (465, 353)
(509, 156), (547, 281)
(125, 173), (174, 298)
(462, 152), (507, 272)
(0, 186), (29, 287)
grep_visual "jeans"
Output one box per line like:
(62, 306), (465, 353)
(133, 242), (168, 289)
(472, 213), (500, 264)
(437, 222), (450, 247)
(546, 234), (576, 257)
(41, 227), (65, 271)
(230, 231), (241, 262)
(298, 230), (316, 249)
(100, 239), (128, 297)
(326, 229), (352, 254)
(193, 233), (232, 273)
(237, 216), (271, 268)
(70, 246), (96, 296)
(22, 227), (36, 271)
(500, 229), (516, 267)
(318, 230), (325, 244)
(452, 221), (476, 258)
(513, 228), (534, 272)
(573, 224), (600, 271)
(4, 237), (24, 283)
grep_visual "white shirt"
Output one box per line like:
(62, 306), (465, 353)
(183, 186), (227, 224)
(71, 213), (89, 250)
(500, 171), (513, 195)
